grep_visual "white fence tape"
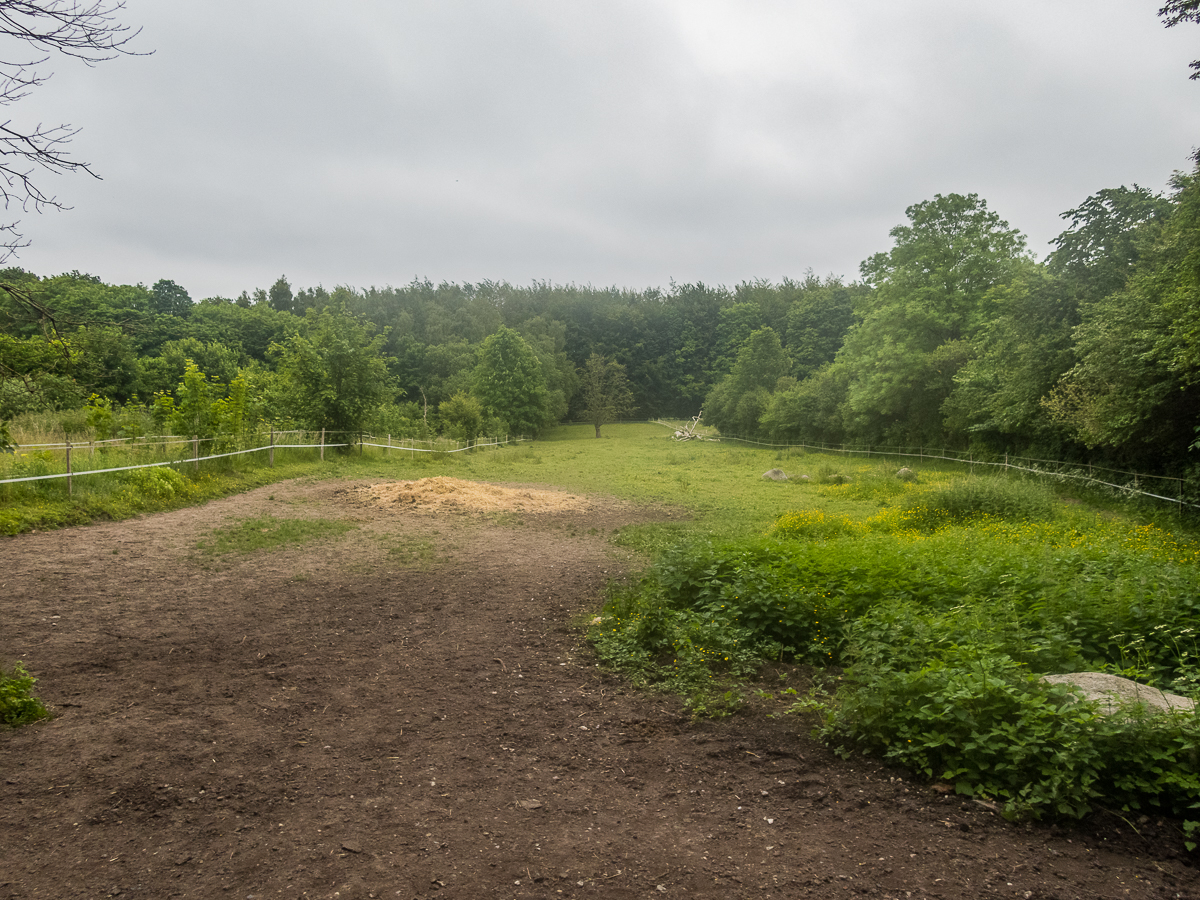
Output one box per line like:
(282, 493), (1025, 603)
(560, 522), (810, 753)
(360, 437), (516, 454)
(0, 442), (350, 485)
(0, 434), (523, 485)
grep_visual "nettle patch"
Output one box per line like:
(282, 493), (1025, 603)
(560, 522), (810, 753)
(590, 492), (1200, 844)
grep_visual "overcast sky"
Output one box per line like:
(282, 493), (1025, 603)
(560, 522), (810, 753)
(10, 1), (1200, 300)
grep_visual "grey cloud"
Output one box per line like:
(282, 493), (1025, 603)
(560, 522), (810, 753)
(14, 0), (1200, 298)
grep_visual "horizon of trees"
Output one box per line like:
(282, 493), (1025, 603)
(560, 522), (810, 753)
(2, 153), (1199, 482)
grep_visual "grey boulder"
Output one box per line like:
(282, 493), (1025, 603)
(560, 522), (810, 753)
(1041, 672), (1195, 715)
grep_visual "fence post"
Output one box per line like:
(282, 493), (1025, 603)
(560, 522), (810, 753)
(269, 426), (275, 467)
(193, 435), (199, 474)
(89, 439), (95, 458)
(65, 440), (72, 496)
(320, 427), (325, 461)
(387, 434), (391, 455)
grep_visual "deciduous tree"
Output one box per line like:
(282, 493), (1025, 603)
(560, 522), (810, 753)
(703, 327), (790, 437)
(842, 193), (1028, 445)
(274, 305), (392, 437)
(577, 352), (634, 438)
(472, 326), (551, 437)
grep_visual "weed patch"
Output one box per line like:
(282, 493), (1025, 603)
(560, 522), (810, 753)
(198, 515), (357, 554)
(590, 512), (1200, 839)
(0, 662), (51, 727)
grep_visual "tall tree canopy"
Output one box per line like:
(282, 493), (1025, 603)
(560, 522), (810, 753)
(472, 326), (551, 437)
(273, 305), (392, 436)
(842, 193), (1028, 445)
(1047, 186), (1172, 302)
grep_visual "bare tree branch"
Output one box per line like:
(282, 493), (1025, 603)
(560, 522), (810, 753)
(1159, 0), (1200, 79)
(0, 2), (146, 262)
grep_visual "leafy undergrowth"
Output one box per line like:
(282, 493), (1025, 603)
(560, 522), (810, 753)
(588, 489), (1200, 846)
(0, 662), (51, 727)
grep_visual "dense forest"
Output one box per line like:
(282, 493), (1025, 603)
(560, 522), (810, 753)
(2, 152), (1199, 481)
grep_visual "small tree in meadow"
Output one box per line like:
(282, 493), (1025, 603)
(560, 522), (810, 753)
(578, 353), (635, 437)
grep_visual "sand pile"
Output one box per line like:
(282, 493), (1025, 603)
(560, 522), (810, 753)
(358, 476), (590, 513)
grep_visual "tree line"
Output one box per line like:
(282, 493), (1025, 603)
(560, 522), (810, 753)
(2, 152), (1198, 478)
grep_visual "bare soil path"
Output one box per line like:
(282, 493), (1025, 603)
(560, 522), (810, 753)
(1, 478), (1196, 899)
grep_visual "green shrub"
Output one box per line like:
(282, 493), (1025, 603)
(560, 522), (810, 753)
(806, 648), (1200, 834)
(0, 662), (51, 727)
(119, 465), (193, 507)
(589, 519), (1200, 843)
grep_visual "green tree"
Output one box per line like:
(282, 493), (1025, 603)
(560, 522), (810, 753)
(941, 263), (1079, 452)
(1047, 186), (1172, 303)
(761, 362), (850, 444)
(472, 326), (551, 437)
(577, 353), (634, 437)
(141, 337), (241, 397)
(269, 275), (293, 313)
(438, 391), (484, 442)
(783, 273), (860, 380)
(168, 359), (216, 439)
(703, 327), (790, 437)
(841, 193), (1028, 445)
(150, 279), (192, 317)
(210, 372), (250, 449)
(1043, 160), (1200, 466)
(274, 305), (393, 437)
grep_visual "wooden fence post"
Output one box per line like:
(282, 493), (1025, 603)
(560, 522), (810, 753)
(320, 427), (325, 461)
(193, 435), (199, 474)
(65, 440), (72, 496)
(269, 426), (275, 467)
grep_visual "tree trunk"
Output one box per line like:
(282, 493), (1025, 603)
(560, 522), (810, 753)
(594, 423), (602, 438)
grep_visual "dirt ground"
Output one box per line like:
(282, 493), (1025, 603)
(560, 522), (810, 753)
(1, 476), (1197, 900)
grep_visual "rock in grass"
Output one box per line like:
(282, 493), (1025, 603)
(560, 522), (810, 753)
(1041, 672), (1195, 715)
(896, 467), (918, 482)
(762, 469), (789, 481)
(825, 473), (852, 484)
